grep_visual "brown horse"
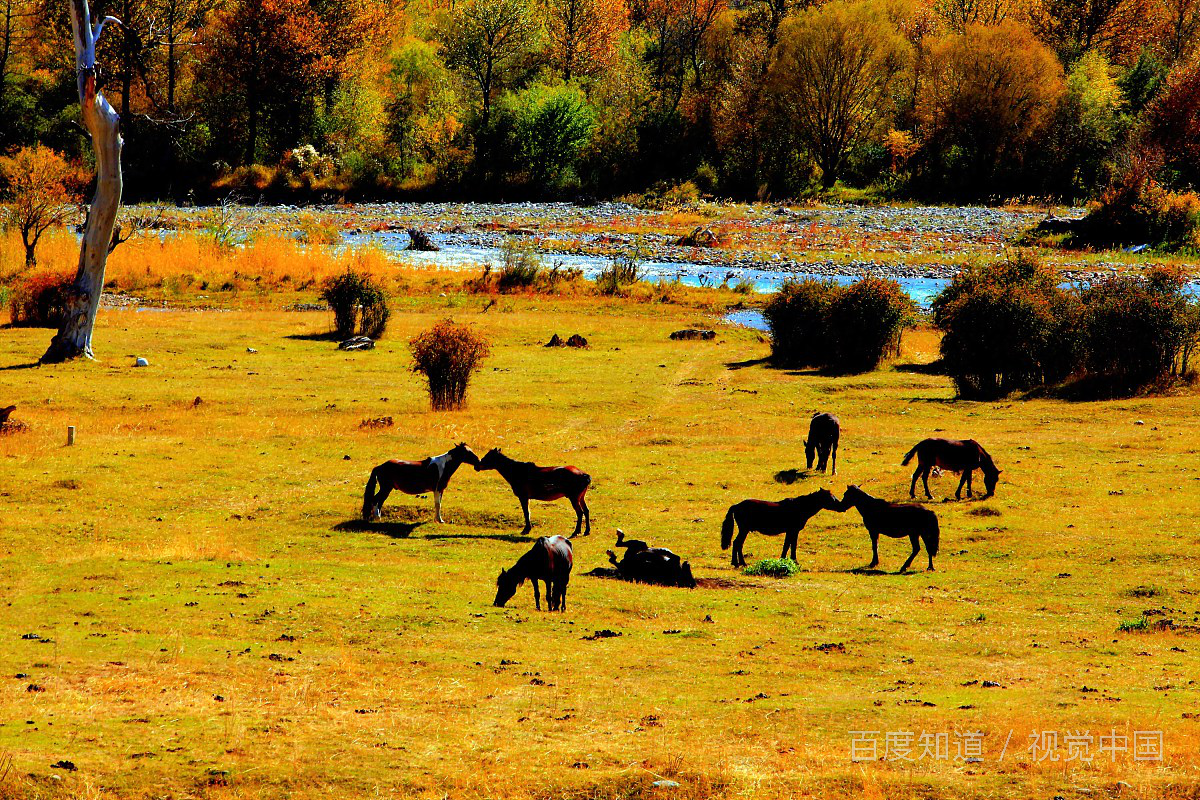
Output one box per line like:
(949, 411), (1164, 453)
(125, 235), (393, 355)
(902, 438), (1000, 500)
(494, 535), (573, 611)
(805, 412), (840, 474)
(720, 489), (842, 567)
(476, 448), (592, 537)
(835, 485), (940, 572)
(362, 443), (480, 522)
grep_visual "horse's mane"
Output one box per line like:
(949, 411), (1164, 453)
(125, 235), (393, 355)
(488, 448), (536, 470)
(977, 446), (999, 474)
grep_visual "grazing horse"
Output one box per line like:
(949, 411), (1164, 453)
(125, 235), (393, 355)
(361, 443), (480, 523)
(494, 535), (573, 611)
(475, 448), (592, 537)
(835, 485), (939, 572)
(902, 438), (1000, 500)
(720, 489), (842, 567)
(805, 412), (840, 474)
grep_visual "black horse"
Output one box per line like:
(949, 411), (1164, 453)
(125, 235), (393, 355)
(494, 535), (574, 611)
(805, 412), (840, 474)
(720, 489), (842, 567)
(835, 485), (940, 572)
(605, 530), (696, 587)
(902, 438), (1000, 500)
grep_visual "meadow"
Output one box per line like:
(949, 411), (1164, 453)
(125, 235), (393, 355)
(2, 254), (1200, 798)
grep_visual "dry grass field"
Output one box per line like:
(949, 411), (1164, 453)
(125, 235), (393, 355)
(2, 289), (1200, 799)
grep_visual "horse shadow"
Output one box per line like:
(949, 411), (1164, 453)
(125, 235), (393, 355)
(844, 566), (925, 577)
(0, 361), (40, 371)
(333, 519), (425, 539)
(423, 532), (533, 543)
(774, 468), (811, 485)
(284, 331), (341, 342)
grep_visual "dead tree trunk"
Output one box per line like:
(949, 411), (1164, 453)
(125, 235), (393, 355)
(41, 0), (122, 363)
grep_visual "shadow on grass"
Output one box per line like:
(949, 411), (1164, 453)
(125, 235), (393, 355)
(844, 566), (926, 577)
(774, 468), (812, 485)
(333, 519), (425, 539)
(424, 532), (533, 543)
(894, 360), (946, 376)
(0, 361), (40, 371)
(284, 331), (341, 342)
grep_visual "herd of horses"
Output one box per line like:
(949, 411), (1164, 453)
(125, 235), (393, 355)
(359, 414), (1001, 612)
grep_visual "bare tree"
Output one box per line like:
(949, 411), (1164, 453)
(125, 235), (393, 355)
(42, 0), (122, 363)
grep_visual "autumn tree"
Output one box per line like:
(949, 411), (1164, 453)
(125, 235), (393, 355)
(541, 0), (628, 79)
(0, 145), (81, 268)
(1142, 56), (1200, 184)
(0, 0), (36, 110)
(148, 0), (219, 113)
(916, 20), (1064, 196)
(1031, 0), (1151, 60)
(439, 0), (538, 129)
(768, 0), (910, 187)
(200, 0), (326, 164)
(1158, 0), (1200, 63)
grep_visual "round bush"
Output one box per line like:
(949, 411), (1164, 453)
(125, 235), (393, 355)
(8, 269), (75, 327)
(762, 279), (837, 368)
(320, 269), (390, 339)
(410, 321), (490, 410)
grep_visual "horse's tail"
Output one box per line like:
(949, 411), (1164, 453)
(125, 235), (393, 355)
(720, 505), (737, 550)
(927, 514), (940, 557)
(901, 443), (921, 466)
(362, 466), (380, 519)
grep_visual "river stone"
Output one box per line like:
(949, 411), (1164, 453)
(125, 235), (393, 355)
(339, 336), (375, 351)
(134, 357), (149, 367)
(669, 329), (716, 341)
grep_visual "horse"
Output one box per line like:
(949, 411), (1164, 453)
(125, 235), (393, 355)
(494, 535), (573, 611)
(361, 443), (480, 523)
(475, 448), (592, 537)
(720, 489), (842, 567)
(607, 546), (696, 588)
(805, 412), (840, 474)
(835, 485), (940, 572)
(901, 438), (1000, 500)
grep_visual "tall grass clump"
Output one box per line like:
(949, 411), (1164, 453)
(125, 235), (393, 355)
(596, 251), (643, 295)
(743, 558), (800, 578)
(764, 277), (913, 373)
(933, 252), (1081, 399)
(497, 239), (543, 291)
(409, 321), (490, 410)
(320, 268), (391, 339)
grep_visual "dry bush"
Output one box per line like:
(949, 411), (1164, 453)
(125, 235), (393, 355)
(320, 268), (391, 339)
(409, 321), (490, 410)
(7, 268), (75, 327)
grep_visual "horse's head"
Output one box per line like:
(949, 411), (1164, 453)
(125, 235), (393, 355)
(814, 488), (841, 510)
(842, 485), (866, 506)
(804, 439), (815, 470)
(983, 469), (1000, 498)
(476, 448), (501, 472)
(453, 442), (481, 467)
(493, 568), (521, 607)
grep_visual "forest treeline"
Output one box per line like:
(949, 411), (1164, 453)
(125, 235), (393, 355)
(1, 0), (1199, 203)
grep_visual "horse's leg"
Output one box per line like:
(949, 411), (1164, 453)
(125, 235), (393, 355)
(922, 466), (933, 500)
(910, 465), (921, 498)
(780, 533), (793, 561)
(519, 496), (532, 535)
(955, 471), (968, 501)
(374, 484), (393, 518)
(581, 494), (590, 537)
(434, 490), (444, 523)
(569, 496), (583, 538)
(900, 534), (920, 573)
(831, 441), (837, 475)
(788, 530), (799, 561)
(867, 532), (880, 569)
(925, 536), (936, 571)
(733, 527), (749, 567)
(533, 579), (541, 611)
(965, 469), (974, 498)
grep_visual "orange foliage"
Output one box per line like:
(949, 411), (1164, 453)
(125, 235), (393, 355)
(541, 0), (630, 79)
(0, 145), (83, 269)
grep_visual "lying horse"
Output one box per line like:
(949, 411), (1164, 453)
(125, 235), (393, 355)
(476, 448), (592, 537)
(362, 442), (479, 522)
(720, 489), (842, 567)
(902, 438), (1000, 500)
(805, 412), (840, 474)
(836, 485), (939, 572)
(494, 535), (573, 611)
(605, 531), (696, 588)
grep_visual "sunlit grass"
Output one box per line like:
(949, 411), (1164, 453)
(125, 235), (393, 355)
(2, 295), (1200, 798)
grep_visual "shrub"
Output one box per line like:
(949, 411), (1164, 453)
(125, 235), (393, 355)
(8, 268), (75, 327)
(764, 276), (913, 372)
(320, 269), (391, 339)
(497, 239), (543, 291)
(1081, 160), (1200, 252)
(826, 276), (915, 373)
(933, 253), (1082, 398)
(743, 558), (800, 578)
(409, 321), (490, 410)
(596, 251), (643, 295)
(1078, 266), (1200, 393)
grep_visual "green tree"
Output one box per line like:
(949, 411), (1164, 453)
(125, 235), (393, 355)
(503, 83), (596, 187)
(439, 0), (538, 129)
(768, 0), (910, 187)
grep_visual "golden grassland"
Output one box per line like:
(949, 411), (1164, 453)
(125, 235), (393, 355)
(3, 286), (1200, 799)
